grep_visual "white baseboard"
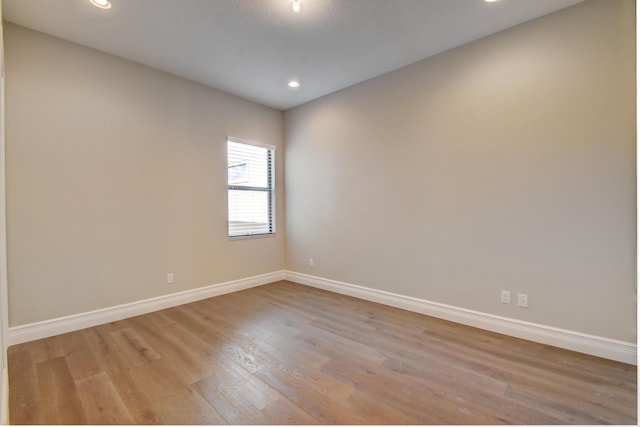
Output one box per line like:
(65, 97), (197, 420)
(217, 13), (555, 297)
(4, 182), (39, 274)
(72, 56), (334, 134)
(6, 269), (636, 365)
(7, 270), (286, 346)
(285, 271), (637, 365)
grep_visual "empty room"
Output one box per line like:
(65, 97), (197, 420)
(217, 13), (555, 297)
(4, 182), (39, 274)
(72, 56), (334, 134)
(0, 0), (636, 424)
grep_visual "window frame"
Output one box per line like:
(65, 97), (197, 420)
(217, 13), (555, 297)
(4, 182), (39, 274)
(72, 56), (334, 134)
(226, 137), (276, 239)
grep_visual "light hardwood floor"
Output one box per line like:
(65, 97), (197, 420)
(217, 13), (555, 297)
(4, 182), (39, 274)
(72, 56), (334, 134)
(8, 280), (637, 424)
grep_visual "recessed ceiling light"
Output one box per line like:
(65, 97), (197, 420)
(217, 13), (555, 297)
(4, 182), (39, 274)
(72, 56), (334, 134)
(288, 81), (301, 89)
(484, 0), (500, 2)
(292, 0), (301, 13)
(90, 0), (112, 10)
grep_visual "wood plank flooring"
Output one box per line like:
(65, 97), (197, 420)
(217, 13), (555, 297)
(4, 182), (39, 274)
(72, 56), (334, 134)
(8, 280), (637, 424)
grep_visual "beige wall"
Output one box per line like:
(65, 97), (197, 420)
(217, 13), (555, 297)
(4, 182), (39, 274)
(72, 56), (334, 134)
(285, 0), (636, 342)
(5, 23), (285, 326)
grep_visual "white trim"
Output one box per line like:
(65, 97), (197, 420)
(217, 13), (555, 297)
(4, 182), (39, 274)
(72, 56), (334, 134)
(0, 367), (7, 425)
(7, 271), (286, 346)
(0, 22), (9, 426)
(227, 136), (276, 151)
(0, 22), (8, 359)
(285, 271), (637, 365)
(6, 269), (636, 365)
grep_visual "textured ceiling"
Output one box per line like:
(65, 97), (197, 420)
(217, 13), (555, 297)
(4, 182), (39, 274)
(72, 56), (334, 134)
(3, 0), (584, 110)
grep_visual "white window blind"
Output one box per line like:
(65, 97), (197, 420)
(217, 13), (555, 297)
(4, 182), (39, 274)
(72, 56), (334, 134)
(227, 138), (275, 238)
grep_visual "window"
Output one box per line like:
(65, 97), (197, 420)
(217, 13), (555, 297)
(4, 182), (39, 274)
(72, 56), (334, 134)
(227, 138), (275, 238)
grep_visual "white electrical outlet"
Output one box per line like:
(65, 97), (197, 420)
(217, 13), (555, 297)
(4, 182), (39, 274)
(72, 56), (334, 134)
(517, 293), (528, 307)
(308, 258), (314, 267)
(500, 290), (511, 304)
(167, 273), (174, 284)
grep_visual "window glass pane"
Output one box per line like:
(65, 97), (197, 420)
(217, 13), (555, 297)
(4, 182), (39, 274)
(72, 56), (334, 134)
(228, 162), (248, 185)
(228, 141), (269, 188)
(228, 190), (270, 237)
